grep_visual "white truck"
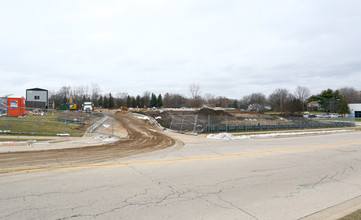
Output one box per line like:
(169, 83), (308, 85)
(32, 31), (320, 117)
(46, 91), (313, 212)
(82, 102), (93, 112)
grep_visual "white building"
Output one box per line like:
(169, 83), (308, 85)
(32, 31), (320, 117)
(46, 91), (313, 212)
(26, 88), (49, 109)
(348, 104), (361, 118)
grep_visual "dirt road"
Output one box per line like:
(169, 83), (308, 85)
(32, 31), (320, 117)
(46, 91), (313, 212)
(0, 112), (181, 173)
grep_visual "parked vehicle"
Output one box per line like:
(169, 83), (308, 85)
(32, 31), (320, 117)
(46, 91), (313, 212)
(82, 102), (93, 112)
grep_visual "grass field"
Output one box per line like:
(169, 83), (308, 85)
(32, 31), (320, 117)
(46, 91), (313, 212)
(0, 111), (91, 136)
(339, 209), (361, 220)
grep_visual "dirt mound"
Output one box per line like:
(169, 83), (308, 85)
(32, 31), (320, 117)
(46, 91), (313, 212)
(197, 108), (232, 117)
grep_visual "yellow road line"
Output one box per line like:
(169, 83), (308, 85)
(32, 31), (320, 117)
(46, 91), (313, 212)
(1, 140), (361, 175)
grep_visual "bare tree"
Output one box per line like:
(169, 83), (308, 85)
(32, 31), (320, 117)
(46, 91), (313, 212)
(268, 88), (292, 112)
(239, 93), (267, 112)
(248, 93), (267, 112)
(187, 96), (204, 108)
(294, 86), (310, 111)
(163, 93), (171, 108)
(339, 87), (361, 103)
(115, 92), (128, 108)
(169, 93), (187, 108)
(239, 96), (251, 110)
(91, 83), (101, 106)
(294, 86), (310, 103)
(189, 83), (201, 99)
(49, 86), (71, 108)
(204, 93), (216, 104)
(216, 96), (232, 108)
(188, 83), (203, 107)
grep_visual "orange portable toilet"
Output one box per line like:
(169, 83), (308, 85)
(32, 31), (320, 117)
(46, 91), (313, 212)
(7, 97), (26, 117)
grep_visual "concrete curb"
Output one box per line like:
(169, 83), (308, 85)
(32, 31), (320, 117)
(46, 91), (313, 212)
(300, 195), (361, 220)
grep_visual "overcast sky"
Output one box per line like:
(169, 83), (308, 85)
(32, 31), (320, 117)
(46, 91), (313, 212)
(1, 0), (361, 99)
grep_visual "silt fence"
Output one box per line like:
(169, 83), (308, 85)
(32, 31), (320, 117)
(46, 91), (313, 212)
(169, 114), (355, 134)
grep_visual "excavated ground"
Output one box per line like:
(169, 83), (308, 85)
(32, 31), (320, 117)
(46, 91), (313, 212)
(0, 112), (181, 174)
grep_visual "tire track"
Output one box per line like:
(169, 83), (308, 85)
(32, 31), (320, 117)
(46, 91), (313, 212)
(0, 112), (181, 173)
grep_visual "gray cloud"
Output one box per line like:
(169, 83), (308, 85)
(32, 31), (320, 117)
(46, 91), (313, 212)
(1, 0), (361, 99)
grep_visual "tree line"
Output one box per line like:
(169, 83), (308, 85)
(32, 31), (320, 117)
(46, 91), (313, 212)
(49, 84), (361, 114)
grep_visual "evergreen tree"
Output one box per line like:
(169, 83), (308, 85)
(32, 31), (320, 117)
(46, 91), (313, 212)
(108, 93), (114, 109)
(156, 94), (163, 107)
(151, 93), (157, 107)
(232, 100), (238, 109)
(126, 95), (131, 108)
(103, 95), (109, 108)
(309, 89), (341, 113)
(98, 95), (103, 107)
(131, 97), (136, 108)
(135, 95), (141, 108)
(337, 97), (350, 116)
(140, 98), (145, 108)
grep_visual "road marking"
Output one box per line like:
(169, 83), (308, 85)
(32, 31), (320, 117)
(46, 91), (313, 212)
(1, 140), (361, 175)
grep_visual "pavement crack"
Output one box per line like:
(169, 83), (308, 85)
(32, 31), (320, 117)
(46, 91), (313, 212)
(217, 194), (259, 220)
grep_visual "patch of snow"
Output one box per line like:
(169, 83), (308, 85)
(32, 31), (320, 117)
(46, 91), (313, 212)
(155, 116), (161, 120)
(94, 135), (119, 142)
(31, 142), (50, 145)
(207, 133), (244, 140)
(207, 130), (355, 140)
(57, 133), (70, 136)
(102, 124), (110, 128)
(0, 141), (28, 144)
(134, 115), (150, 120)
(132, 113), (165, 130)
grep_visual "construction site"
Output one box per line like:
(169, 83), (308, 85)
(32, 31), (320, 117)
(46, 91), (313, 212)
(0, 87), (357, 173)
(0, 103), (356, 172)
(1, 97), (361, 220)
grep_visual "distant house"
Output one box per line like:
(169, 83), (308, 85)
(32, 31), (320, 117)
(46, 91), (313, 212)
(348, 104), (361, 118)
(203, 104), (216, 109)
(307, 101), (321, 111)
(26, 88), (49, 109)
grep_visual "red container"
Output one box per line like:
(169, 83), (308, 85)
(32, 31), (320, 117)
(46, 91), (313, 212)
(7, 97), (26, 117)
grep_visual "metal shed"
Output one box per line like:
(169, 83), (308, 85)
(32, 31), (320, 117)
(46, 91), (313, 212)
(26, 88), (49, 109)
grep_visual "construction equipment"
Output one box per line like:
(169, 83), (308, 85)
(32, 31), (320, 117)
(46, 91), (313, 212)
(69, 94), (77, 110)
(83, 102), (93, 112)
(59, 94), (77, 110)
(120, 106), (128, 111)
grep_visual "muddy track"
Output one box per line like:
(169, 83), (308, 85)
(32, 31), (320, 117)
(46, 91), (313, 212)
(0, 112), (181, 173)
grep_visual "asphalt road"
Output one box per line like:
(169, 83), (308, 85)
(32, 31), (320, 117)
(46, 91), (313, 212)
(1, 131), (361, 219)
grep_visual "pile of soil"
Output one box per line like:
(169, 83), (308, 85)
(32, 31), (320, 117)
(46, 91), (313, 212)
(138, 110), (177, 128)
(138, 108), (234, 129)
(135, 108), (318, 130)
(197, 108), (232, 117)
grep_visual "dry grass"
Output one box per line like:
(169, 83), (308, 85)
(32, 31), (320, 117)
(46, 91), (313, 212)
(339, 209), (361, 220)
